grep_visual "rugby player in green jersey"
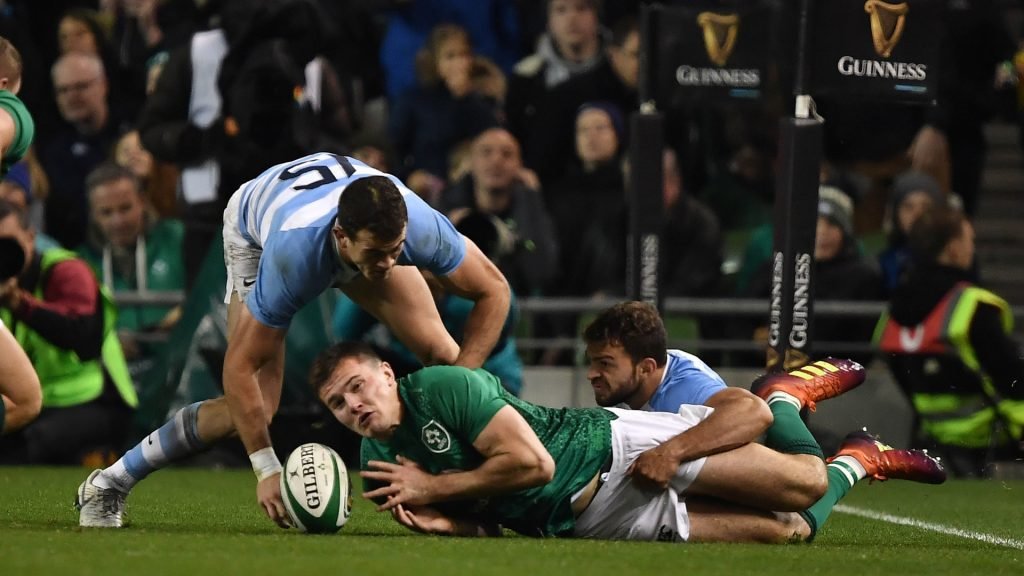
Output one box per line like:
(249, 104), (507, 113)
(0, 37), (40, 437)
(0, 37), (33, 176)
(311, 341), (944, 542)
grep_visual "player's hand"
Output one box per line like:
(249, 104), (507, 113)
(391, 503), (458, 535)
(361, 455), (437, 510)
(627, 445), (679, 490)
(256, 473), (292, 528)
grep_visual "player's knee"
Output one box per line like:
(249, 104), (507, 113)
(789, 460), (828, 509)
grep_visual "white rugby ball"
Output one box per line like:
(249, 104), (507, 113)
(280, 443), (352, 533)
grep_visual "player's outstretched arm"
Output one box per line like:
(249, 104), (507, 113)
(629, 387), (772, 490)
(222, 305), (288, 526)
(391, 504), (502, 538)
(435, 237), (511, 369)
(364, 405), (554, 510)
(0, 321), (41, 434)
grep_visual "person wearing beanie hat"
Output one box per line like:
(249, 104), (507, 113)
(889, 171), (946, 241)
(738, 185), (883, 366)
(0, 160), (31, 208)
(577, 100), (625, 144)
(575, 100), (624, 171)
(0, 160), (60, 252)
(817, 185), (854, 240)
(879, 171), (949, 294)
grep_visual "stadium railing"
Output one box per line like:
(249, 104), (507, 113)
(111, 291), (1024, 355)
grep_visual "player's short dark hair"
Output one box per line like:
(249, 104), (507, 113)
(0, 37), (22, 87)
(583, 301), (667, 367)
(309, 341), (383, 396)
(908, 205), (966, 264)
(336, 176), (407, 241)
(85, 162), (141, 198)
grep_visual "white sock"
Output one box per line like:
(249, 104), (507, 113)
(765, 391), (802, 410)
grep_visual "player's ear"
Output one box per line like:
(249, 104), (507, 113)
(637, 357), (657, 376)
(380, 360), (394, 384)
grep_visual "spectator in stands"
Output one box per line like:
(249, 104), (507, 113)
(0, 161), (59, 252)
(440, 128), (559, 296)
(547, 101), (626, 297)
(506, 0), (605, 152)
(0, 199), (137, 464)
(526, 15), (639, 185)
(57, 9), (106, 57)
(737, 187), (884, 367)
(379, 0), (520, 102)
(877, 206), (1024, 477)
(879, 171), (948, 295)
(43, 51), (129, 249)
(390, 23), (502, 201)
(574, 148), (723, 299)
(77, 163), (184, 376)
(114, 129), (177, 218)
(57, 8), (137, 119)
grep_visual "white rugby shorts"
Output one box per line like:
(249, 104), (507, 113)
(222, 187), (260, 304)
(573, 404), (713, 542)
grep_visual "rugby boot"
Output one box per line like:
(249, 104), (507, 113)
(76, 469), (128, 527)
(751, 357), (866, 412)
(829, 430), (947, 484)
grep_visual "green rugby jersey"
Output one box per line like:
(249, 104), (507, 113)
(361, 365), (614, 537)
(0, 90), (34, 176)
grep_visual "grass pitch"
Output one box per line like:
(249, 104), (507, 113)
(0, 467), (1021, 576)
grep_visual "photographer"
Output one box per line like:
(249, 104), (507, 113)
(0, 199), (136, 464)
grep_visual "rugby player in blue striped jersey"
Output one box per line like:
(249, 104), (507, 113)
(77, 153), (510, 528)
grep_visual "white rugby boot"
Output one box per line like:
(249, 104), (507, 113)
(76, 469), (128, 528)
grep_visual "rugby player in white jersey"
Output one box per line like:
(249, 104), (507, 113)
(77, 153), (509, 528)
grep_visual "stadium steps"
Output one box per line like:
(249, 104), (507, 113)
(976, 122), (1024, 306)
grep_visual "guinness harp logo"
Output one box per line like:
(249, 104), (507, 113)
(864, 0), (909, 58)
(697, 12), (739, 67)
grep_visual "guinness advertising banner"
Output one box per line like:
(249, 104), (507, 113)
(809, 0), (941, 102)
(642, 2), (774, 105)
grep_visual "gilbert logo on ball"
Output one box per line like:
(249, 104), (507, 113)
(280, 443), (351, 533)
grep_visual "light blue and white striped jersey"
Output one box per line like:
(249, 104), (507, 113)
(233, 153), (465, 328)
(637, 349), (727, 412)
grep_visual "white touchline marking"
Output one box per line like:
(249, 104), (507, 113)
(834, 504), (1024, 550)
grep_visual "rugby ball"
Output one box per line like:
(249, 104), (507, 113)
(280, 443), (352, 533)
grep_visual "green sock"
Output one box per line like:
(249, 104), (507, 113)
(764, 399), (824, 459)
(799, 460), (860, 541)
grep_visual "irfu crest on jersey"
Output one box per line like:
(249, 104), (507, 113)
(421, 420), (452, 453)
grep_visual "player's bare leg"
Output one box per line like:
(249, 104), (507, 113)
(687, 497), (811, 544)
(684, 441), (828, 512)
(78, 295), (285, 527)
